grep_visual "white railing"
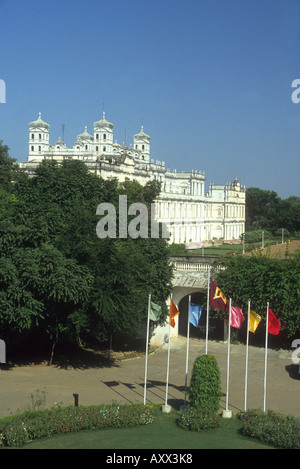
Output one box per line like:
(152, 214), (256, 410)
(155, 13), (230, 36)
(170, 258), (225, 272)
(171, 261), (211, 272)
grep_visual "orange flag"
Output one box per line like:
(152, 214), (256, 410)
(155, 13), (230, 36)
(170, 299), (180, 328)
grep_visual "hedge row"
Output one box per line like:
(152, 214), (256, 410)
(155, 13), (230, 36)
(0, 403), (154, 447)
(178, 407), (300, 449)
(241, 409), (300, 449)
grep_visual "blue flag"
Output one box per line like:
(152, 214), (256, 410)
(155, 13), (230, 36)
(189, 303), (202, 327)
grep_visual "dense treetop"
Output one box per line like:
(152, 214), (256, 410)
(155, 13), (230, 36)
(0, 142), (173, 361)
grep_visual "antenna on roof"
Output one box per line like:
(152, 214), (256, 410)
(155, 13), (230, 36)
(62, 124), (65, 142)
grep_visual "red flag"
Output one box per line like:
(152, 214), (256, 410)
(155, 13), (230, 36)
(268, 309), (281, 335)
(209, 279), (229, 312)
(230, 306), (245, 329)
(170, 299), (180, 328)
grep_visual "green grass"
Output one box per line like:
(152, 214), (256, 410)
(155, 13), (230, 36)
(190, 245), (243, 256)
(23, 409), (273, 449)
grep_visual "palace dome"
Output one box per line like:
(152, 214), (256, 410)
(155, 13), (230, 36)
(93, 112), (114, 129)
(29, 112), (50, 129)
(134, 125), (150, 140)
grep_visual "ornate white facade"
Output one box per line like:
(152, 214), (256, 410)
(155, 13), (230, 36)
(22, 112), (246, 244)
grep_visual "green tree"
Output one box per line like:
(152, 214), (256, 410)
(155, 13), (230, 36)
(246, 187), (300, 235)
(0, 158), (173, 355)
(0, 243), (93, 363)
(246, 187), (280, 232)
(214, 255), (300, 342)
(0, 140), (19, 191)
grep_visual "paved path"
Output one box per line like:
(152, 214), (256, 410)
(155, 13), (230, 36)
(0, 338), (299, 418)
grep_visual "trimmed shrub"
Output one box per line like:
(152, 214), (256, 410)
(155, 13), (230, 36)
(188, 354), (222, 415)
(241, 409), (300, 449)
(0, 403), (154, 447)
(177, 406), (220, 432)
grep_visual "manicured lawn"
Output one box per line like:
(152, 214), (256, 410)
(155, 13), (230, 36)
(23, 409), (273, 449)
(191, 245), (243, 256)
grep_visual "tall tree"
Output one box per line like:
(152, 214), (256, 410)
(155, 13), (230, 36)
(0, 140), (19, 191)
(1, 159), (173, 354)
(246, 187), (300, 234)
(214, 254), (300, 342)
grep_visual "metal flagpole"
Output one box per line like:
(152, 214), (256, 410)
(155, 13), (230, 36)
(244, 300), (250, 411)
(164, 295), (173, 408)
(205, 267), (211, 354)
(223, 298), (232, 416)
(184, 295), (191, 408)
(263, 302), (269, 413)
(143, 293), (151, 405)
(165, 320), (171, 407)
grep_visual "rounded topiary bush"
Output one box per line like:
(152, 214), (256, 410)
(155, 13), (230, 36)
(188, 354), (222, 415)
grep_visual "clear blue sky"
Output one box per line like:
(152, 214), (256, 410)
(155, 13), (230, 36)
(1, 0), (299, 198)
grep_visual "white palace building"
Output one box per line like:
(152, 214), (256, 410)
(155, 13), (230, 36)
(21, 112), (246, 245)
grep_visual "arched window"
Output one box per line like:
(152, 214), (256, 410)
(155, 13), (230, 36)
(96, 134), (99, 140)
(96, 146), (99, 151)
(103, 146), (106, 152)
(31, 134), (34, 140)
(38, 146), (41, 152)
(103, 133), (106, 140)
(85, 145), (88, 150)
(142, 145), (145, 150)
(31, 145), (34, 151)
(39, 134), (42, 140)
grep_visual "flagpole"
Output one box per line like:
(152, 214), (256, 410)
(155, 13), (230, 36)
(165, 323), (171, 408)
(205, 267), (210, 354)
(263, 301), (269, 413)
(184, 295), (191, 409)
(164, 296), (172, 409)
(244, 300), (250, 411)
(223, 298), (232, 418)
(143, 293), (151, 405)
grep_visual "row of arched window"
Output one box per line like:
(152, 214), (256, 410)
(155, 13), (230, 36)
(30, 145), (108, 152)
(31, 133), (47, 140)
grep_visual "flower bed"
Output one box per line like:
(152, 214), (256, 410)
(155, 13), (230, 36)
(241, 409), (300, 449)
(177, 406), (220, 432)
(0, 403), (154, 447)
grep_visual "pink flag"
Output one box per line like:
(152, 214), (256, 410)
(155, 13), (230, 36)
(230, 306), (245, 329)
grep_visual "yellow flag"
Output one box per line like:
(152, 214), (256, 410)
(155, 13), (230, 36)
(249, 310), (262, 333)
